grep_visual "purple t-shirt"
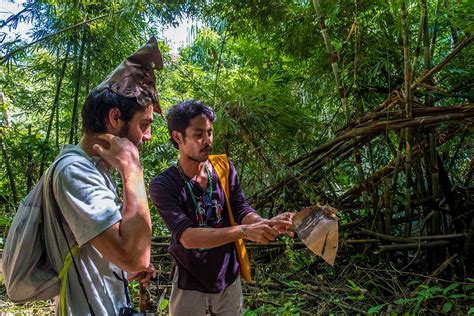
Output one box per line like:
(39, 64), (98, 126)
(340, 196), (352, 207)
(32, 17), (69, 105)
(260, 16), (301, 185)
(149, 160), (256, 293)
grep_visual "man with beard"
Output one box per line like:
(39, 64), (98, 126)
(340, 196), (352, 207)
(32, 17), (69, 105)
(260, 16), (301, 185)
(41, 37), (162, 314)
(149, 100), (293, 315)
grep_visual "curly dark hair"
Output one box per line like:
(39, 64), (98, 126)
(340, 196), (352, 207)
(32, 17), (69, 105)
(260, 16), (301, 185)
(81, 88), (147, 134)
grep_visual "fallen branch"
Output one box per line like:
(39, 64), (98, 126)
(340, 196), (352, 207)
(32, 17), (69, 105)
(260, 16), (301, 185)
(360, 229), (466, 243)
(376, 240), (450, 252)
(424, 253), (458, 285)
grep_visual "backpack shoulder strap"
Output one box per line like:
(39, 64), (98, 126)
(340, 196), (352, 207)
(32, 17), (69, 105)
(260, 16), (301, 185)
(208, 154), (253, 283)
(44, 152), (96, 316)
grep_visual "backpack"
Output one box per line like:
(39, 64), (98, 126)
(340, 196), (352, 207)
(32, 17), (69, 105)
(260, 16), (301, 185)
(2, 153), (82, 303)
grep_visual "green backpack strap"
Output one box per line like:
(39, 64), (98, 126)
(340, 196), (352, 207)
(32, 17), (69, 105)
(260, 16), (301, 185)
(58, 245), (80, 315)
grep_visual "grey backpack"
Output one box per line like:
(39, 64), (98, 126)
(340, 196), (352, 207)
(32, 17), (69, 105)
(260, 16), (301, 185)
(2, 154), (85, 303)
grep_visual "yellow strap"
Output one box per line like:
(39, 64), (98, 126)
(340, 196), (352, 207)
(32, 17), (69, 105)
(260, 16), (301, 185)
(58, 245), (80, 315)
(209, 154), (253, 283)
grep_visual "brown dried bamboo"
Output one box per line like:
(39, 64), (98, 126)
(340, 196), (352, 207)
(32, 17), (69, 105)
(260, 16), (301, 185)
(251, 106), (474, 205)
(360, 228), (465, 243)
(377, 240), (450, 252)
(340, 125), (461, 205)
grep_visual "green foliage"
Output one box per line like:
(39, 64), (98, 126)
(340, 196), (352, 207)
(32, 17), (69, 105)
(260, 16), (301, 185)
(367, 303), (386, 315)
(366, 281), (474, 314)
(345, 279), (367, 301)
(1, 0), (473, 314)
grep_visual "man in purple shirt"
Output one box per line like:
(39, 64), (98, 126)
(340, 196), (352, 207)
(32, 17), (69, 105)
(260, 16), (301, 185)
(149, 100), (293, 315)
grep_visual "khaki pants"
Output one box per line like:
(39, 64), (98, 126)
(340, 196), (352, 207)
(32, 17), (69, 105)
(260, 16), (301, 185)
(169, 268), (243, 316)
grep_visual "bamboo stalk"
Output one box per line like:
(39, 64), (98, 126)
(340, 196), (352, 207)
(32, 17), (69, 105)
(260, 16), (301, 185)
(377, 240), (450, 252)
(447, 130), (467, 172)
(430, 0), (442, 58)
(340, 126), (460, 205)
(312, 0), (350, 123)
(411, 7), (425, 77)
(360, 228), (465, 243)
(421, 0), (439, 204)
(151, 241), (306, 248)
(424, 253), (457, 284)
(69, 30), (86, 144)
(411, 36), (473, 88)
(252, 107), (473, 205)
(400, 0), (413, 238)
(0, 130), (17, 207)
(464, 216), (474, 256)
(311, 1), (371, 218)
(39, 42), (71, 177)
(388, 131), (404, 230)
(26, 126), (33, 191)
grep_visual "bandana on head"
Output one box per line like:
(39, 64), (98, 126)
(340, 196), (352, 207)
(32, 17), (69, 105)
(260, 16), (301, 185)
(96, 36), (163, 115)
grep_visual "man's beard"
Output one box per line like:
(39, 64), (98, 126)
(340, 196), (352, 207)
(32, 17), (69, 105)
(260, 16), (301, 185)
(119, 122), (143, 149)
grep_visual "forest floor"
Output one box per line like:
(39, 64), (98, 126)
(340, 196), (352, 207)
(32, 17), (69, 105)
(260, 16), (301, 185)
(1, 242), (473, 315)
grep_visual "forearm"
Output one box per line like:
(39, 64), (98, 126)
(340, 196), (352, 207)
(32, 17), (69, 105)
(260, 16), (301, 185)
(180, 226), (244, 249)
(241, 212), (264, 225)
(118, 167), (152, 263)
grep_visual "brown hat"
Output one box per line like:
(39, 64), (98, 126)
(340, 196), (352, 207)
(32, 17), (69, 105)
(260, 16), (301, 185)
(96, 36), (163, 114)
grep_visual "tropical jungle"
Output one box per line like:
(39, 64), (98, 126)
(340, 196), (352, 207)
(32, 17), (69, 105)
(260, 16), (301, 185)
(0, 0), (473, 314)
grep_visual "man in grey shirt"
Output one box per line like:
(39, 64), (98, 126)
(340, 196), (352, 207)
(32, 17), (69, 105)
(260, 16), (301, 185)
(42, 37), (163, 315)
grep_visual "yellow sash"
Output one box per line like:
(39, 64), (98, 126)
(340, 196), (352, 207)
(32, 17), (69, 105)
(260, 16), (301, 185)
(208, 154), (253, 283)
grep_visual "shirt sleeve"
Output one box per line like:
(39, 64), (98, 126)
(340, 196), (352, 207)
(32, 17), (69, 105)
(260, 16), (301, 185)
(149, 174), (194, 243)
(228, 160), (257, 223)
(53, 160), (122, 247)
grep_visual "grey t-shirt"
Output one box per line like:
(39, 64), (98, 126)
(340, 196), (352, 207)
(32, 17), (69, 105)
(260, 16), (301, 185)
(43, 145), (127, 315)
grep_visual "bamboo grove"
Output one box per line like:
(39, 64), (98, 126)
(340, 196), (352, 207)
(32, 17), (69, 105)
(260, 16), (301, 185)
(0, 0), (473, 313)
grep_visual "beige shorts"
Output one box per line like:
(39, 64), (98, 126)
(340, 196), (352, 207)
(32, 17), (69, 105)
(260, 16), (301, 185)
(169, 268), (243, 316)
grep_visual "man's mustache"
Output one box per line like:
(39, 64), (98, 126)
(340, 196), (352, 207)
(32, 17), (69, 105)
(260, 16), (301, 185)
(201, 145), (212, 152)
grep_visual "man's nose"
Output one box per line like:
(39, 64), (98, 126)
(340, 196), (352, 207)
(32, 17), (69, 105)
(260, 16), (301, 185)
(203, 133), (212, 146)
(143, 126), (152, 142)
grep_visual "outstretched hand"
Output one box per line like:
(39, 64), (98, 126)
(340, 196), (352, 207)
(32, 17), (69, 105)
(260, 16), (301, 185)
(269, 212), (295, 237)
(240, 221), (280, 244)
(241, 214), (294, 243)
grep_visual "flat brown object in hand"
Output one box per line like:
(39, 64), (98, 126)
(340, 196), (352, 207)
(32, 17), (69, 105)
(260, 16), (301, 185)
(293, 204), (339, 266)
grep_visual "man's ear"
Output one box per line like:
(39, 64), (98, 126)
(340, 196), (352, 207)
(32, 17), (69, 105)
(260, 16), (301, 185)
(107, 108), (122, 129)
(172, 130), (183, 146)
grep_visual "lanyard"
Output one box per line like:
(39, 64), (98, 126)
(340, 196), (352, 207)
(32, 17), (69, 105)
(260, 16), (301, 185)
(176, 163), (213, 226)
